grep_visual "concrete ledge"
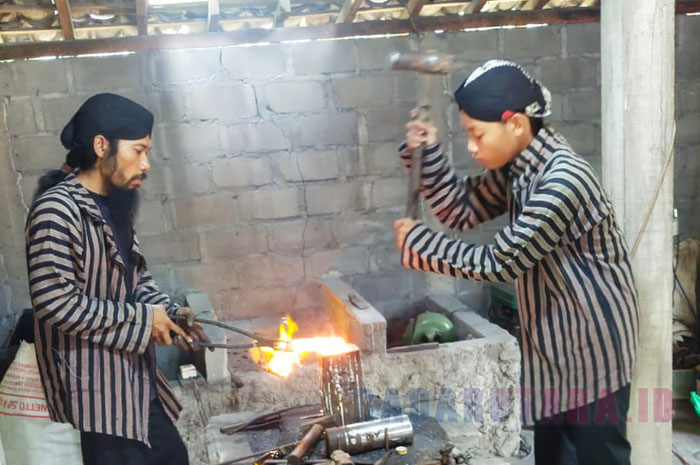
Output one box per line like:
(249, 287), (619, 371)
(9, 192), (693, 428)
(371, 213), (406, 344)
(185, 291), (230, 385)
(319, 278), (387, 354)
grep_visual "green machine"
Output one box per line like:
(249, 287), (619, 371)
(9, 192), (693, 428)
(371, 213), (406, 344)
(402, 311), (457, 345)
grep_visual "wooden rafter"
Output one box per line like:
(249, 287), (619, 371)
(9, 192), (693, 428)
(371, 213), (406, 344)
(335, 0), (363, 23)
(55, 0), (75, 40)
(522, 0), (550, 10)
(0, 7), (602, 60)
(273, 0), (290, 28)
(136, 0), (148, 36)
(406, 0), (428, 16)
(208, 0), (221, 31)
(466, 0), (488, 13)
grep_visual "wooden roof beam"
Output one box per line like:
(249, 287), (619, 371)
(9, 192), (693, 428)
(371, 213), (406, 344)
(466, 0), (488, 13)
(335, 0), (363, 23)
(55, 0), (75, 40)
(136, 0), (148, 35)
(273, 0), (290, 28)
(522, 0), (550, 10)
(406, 0), (428, 16)
(208, 0), (221, 31)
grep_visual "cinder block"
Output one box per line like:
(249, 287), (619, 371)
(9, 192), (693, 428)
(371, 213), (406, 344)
(365, 142), (404, 176)
(349, 272), (411, 304)
(5, 98), (36, 135)
(502, 26), (562, 59)
(565, 22), (600, 55)
(139, 230), (200, 264)
(149, 49), (221, 85)
(304, 247), (370, 278)
(175, 262), (239, 294)
(263, 81), (326, 114)
(217, 286), (294, 319)
(153, 124), (221, 160)
(237, 188), (301, 220)
(186, 84), (258, 120)
(539, 57), (598, 92)
(0, 64), (13, 95)
(275, 151), (339, 182)
(294, 112), (358, 147)
(73, 55), (144, 91)
(334, 210), (397, 246)
(305, 183), (364, 215)
(292, 40), (356, 75)
(170, 194), (237, 229)
(226, 121), (290, 154)
(677, 15), (700, 56)
(332, 75), (393, 109)
(676, 111), (700, 146)
(445, 29), (500, 61)
(222, 44), (286, 79)
(566, 89), (601, 121)
(236, 254), (305, 287)
(366, 106), (413, 143)
(369, 243), (402, 273)
(200, 226), (268, 261)
(557, 122), (600, 157)
(135, 199), (166, 234)
(13, 135), (64, 172)
(165, 163), (212, 195)
(11, 59), (68, 95)
(267, 218), (336, 253)
(357, 36), (411, 70)
(370, 177), (406, 209)
(148, 91), (187, 124)
(41, 96), (85, 132)
(395, 74), (418, 106)
(676, 81), (700, 113)
(212, 157), (272, 188)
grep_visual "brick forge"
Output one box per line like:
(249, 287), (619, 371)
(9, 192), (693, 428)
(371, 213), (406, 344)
(220, 279), (521, 457)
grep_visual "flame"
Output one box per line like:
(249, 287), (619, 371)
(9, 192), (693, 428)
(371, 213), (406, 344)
(250, 316), (356, 377)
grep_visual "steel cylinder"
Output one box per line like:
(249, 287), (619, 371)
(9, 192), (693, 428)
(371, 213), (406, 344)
(324, 415), (413, 455)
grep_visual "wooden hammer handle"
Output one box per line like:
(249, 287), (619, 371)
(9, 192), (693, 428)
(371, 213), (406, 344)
(287, 424), (324, 465)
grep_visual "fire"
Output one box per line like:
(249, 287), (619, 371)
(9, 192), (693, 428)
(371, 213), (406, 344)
(250, 316), (356, 377)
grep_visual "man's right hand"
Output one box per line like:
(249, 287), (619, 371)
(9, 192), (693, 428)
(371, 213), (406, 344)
(405, 109), (438, 152)
(151, 305), (190, 346)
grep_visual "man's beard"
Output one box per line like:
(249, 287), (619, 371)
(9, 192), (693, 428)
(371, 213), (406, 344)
(106, 186), (140, 233)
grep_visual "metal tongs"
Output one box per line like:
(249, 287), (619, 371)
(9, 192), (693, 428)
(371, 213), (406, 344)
(171, 314), (292, 351)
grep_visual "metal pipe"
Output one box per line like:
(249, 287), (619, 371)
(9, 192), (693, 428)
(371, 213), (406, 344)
(325, 415), (413, 455)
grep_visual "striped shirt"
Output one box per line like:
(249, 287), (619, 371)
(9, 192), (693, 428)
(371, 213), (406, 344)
(400, 127), (640, 423)
(25, 173), (182, 445)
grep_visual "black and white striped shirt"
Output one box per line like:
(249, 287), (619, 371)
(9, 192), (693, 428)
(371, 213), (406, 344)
(400, 127), (640, 423)
(25, 173), (182, 445)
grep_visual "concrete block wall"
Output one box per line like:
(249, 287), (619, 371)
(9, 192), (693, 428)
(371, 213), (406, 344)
(675, 15), (700, 239)
(0, 19), (697, 332)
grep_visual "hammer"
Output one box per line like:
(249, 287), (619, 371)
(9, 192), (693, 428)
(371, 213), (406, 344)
(390, 51), (453, 219)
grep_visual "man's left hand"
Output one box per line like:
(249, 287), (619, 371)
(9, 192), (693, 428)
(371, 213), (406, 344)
(173, 307), (212, 351)
(394, 218), (421, 251)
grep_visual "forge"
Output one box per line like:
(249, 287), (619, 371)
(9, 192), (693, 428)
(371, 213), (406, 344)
(201, 279), (521, 462)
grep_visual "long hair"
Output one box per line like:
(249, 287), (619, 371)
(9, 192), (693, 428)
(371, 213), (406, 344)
(33, 138), (118, 202)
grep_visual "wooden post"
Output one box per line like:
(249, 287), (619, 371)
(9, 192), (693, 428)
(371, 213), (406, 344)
(318, 345), (369, 425)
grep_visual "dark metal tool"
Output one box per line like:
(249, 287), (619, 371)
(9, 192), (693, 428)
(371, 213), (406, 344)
(287, 423), (325, 465)
(390, 51), (453, 219)
(171, 314), (291, 350)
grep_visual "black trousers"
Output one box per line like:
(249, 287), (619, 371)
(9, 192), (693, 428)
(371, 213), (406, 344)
(80, 398), (189, 465)
(534, 384), (631, 465)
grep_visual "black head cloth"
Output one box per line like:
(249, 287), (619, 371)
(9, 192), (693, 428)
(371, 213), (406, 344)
(60, 93), (154, 150)
(454, 60), (552, 122)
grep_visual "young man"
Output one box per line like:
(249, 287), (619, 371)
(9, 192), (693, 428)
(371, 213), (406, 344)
(26, 93), (209, 465)
(394, 60), (639, 465)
